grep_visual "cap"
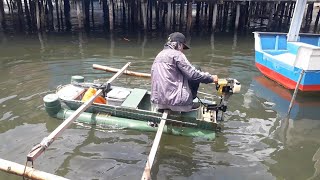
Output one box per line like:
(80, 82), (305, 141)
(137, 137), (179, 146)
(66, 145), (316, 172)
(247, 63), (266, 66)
(168, 32), (190, 49)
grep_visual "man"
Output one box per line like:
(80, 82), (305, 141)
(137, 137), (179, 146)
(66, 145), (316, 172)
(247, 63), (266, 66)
(151, 32), (218, 112)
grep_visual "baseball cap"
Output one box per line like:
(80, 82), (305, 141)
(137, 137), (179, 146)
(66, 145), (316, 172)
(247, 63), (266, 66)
(167, 32), (190, 49)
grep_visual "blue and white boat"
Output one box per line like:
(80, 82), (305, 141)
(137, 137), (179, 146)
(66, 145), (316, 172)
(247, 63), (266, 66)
(253, 0), (320, 91)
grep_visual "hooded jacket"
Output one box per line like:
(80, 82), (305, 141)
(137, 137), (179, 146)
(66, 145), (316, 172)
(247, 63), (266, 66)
(151, 45), (213, 112)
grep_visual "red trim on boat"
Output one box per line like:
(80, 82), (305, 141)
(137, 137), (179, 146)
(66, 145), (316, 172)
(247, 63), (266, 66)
(255, 63), (320, 91)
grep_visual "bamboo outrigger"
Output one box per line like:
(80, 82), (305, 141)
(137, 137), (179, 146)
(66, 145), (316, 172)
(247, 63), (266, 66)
(2, 63), (241, 179)
(0, 158), (68, 180)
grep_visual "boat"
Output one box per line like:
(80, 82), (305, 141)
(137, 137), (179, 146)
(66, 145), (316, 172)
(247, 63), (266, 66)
(253, 0), (320, 91)
(43, 75), (241, 141)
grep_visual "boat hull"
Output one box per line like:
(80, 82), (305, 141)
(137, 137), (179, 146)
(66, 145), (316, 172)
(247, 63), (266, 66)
(55, 108), (216, 140)
(254, 32), (320, 91)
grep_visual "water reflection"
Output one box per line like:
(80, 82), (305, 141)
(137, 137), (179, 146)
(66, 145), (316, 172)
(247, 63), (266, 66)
(251, 75), (320, 120)
(250, 75), (320, 180)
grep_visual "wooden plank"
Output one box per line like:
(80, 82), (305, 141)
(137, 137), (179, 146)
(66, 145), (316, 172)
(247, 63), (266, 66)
(0, 158), (68, 180)
(141, 110), (169, 180)
(27, 62), (131, 162)
(121, 88), (147, 109)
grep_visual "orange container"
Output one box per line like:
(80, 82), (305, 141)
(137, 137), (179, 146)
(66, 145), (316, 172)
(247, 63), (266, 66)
(81, 87), (106, 104)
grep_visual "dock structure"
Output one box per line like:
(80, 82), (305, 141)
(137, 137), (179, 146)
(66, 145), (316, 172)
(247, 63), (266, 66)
(0, 0), (320, 33)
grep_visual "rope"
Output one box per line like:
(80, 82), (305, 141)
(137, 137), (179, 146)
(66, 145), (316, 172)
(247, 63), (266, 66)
(22, 160), (33, 180)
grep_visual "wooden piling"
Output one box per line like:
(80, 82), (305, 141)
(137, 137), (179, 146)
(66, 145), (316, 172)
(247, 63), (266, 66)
(304, 3), (313, 31)
(186, 1), (192, 32)
(16, 0), (25, 30)
(59, 0), (64, 30)
(235, 3), (240, 31)
(195, 2), (200, 29)
(36, 0), (41, 30)
(212, 3), (217, 31)
(141, 0), (147, 30)
(108, 0), (113, 30)
(63, 0), (71, 31)
(76, 0), (82, 29)
(314, 7), (320, 33)
(267, 2), (275, 31)
(55, 0), (60, 30)
(179, 0), (185, 30)
(91, 0), (94, 28)
(172, 2), (176, 31)
(0, 0), (5, 29)
(166, 2), (171, 31)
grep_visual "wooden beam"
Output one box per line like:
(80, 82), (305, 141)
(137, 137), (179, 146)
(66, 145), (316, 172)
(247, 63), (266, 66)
(0, 158), (68, 180)
(27, 62), (131, 162)
(141, 110), (169, 180)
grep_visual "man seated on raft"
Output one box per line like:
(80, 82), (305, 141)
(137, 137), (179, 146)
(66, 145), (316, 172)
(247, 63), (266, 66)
(151, 32), (218, 112)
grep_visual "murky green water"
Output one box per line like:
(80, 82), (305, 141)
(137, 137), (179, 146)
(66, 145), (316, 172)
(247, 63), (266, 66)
(1, 31), (320, 180)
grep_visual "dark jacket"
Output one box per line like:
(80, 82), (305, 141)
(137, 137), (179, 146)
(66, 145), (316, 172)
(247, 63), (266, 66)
(151, 46), (213, 112)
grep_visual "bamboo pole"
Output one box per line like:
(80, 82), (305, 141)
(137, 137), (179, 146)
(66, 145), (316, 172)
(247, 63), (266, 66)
(27, 62), (131, 162)
(0, 158), (69, 180)
(141, 110), (169, 180)
(93, 64), (151, 78)
(287, 70), (305, 116)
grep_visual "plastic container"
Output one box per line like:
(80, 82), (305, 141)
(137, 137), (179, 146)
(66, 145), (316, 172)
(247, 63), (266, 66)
(107, 88), (131, 106)
(82, 87), (106, 104)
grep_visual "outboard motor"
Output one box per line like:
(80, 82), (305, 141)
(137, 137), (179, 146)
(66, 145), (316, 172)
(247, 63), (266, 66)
(201, 78), (241, 122)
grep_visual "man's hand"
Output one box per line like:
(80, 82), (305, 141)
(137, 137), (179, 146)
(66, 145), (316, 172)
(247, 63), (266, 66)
(212, 75), (218, 83)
